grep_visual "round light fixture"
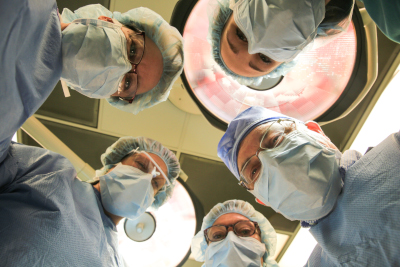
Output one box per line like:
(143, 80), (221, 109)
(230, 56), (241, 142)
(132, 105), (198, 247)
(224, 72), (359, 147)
(116, 181), (197, 267)
(171, 0), (370, 130)
(124, 212), (156, 242)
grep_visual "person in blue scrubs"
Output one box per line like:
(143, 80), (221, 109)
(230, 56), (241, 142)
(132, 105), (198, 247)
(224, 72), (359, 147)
(217, 106), (400, 266)
(207, 0), (355, 86)
(191, 199), (278, 267)
(0, 136), (180, 266)
(0, 1), (184, 165)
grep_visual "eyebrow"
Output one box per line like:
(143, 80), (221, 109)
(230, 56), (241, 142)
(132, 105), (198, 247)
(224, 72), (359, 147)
(249, 61), (265, 73)
(227, 35), (239, 55)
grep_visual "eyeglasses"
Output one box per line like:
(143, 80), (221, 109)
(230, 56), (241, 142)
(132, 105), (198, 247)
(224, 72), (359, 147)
(118, 30), (146, 104)
(239, 119), (297, 190)
(204, 220), (259, 242)
(129, 150), (170, 193)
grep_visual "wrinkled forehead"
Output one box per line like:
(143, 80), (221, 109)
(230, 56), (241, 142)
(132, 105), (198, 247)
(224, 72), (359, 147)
(212, 213), (250, 226)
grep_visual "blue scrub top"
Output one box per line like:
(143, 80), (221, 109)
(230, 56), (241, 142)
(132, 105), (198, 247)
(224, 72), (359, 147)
(0, 142), (123, 266)
(0, 0), (62, 163)
(306, 131), (400, 266)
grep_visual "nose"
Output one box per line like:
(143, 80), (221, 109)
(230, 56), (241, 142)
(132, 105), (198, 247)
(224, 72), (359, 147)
(226, 225), (235, 233)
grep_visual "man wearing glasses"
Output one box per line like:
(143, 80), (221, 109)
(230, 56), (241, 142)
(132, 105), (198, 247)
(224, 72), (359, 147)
(191, 199), (278, 267)
(218, 106), (400, 266)
(0, 136), (180, 266)
(0, 2), (183, 165)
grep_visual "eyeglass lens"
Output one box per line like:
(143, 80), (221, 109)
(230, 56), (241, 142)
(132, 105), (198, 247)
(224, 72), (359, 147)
(127, 32), (145, 65)
(240, 120), (295, 185)
(206, 221), (256, 242)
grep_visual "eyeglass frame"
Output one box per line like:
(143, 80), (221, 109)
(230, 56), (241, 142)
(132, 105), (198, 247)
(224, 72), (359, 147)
(119, 30), (146, 104)
(238, 118), (297, 190)
(204, 220), (260, 243)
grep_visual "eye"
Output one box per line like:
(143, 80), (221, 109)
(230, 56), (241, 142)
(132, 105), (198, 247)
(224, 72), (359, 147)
(238, 228), (252, 236)
(236, 28), (248, 42)
(134, 160), (147, 173)
(212, 231), (225, 240)
(250, 164), (260, 181)
(124, 77), (131, 91)
(152, 179), (159, 190)
(271, 134), (283, 146)
(129, 42), (137, 58)
(259, 53), (272, 64)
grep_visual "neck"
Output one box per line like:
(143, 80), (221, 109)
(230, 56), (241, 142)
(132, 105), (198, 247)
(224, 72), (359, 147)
(93, 183), (124, 225)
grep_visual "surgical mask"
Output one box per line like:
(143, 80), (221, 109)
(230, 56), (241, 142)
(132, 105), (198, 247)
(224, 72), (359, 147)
(204, 232), (265, 267)
(99, 163), (155, 220)
(249, 129), (342, 221)
(230, 0), (325, 62)
(61, 19), (131, 98)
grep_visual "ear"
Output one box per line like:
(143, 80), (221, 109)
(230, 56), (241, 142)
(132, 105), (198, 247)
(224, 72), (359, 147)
(98, 16), (114, 23)
(305, 121), (330, 139)
(255, 198), (267, 206)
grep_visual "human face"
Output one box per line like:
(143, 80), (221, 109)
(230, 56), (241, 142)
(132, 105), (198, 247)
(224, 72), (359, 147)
(120, 152), (168, 196)
(97, 17), (163, 99)
(211, 213), (264, 264)
(237, 120), (338, 190)
(220, 15), (283, 78)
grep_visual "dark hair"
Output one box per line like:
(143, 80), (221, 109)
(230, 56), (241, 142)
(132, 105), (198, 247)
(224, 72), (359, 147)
(319, 0), (354, 35)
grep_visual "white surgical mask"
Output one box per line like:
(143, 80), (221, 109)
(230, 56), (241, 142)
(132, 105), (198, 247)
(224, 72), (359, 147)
(249, 129), (342, 221)
(99, 163), (155, 220)
(61, 19), (131, 98)
(230, 0), (325, 62)
(204, 231), (265, 267)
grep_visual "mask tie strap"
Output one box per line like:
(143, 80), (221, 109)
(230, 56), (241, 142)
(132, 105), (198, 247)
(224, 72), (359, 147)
(60, 80), (71, 97)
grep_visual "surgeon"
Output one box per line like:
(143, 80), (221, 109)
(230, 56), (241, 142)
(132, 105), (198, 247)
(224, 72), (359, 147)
(191, 199), (278, 267)
(208, 0), (355, 85)
(0, 136), (180, 266)
(218, 106), (400, 266)
(0, 1), (183, 164)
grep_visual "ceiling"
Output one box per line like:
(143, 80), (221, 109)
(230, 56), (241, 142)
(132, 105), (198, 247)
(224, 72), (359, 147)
(19, 0), (400, 266)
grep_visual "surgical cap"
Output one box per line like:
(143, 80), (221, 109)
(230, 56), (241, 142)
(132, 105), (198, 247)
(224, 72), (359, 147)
(62, 4), (184, 114)
(218, 106), (304, 179)
(96, 136), (180, 209)
(191, 199), (278, 266)
(207, 0), (299, 86)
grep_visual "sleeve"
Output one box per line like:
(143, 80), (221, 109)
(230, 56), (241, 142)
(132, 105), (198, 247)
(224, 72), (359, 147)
(305, 244), (336, 267)
(0, 0), (62, 164)
(0, 142), (77, 193)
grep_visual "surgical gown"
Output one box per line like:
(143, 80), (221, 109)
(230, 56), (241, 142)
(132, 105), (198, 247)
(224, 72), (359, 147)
(306, 131), (400, 266)
(0, 0), (62, 164)
(0, 142), (123, 266)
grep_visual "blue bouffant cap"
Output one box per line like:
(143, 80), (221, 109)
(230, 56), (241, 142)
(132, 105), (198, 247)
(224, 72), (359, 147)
(217, 106), (291, 179)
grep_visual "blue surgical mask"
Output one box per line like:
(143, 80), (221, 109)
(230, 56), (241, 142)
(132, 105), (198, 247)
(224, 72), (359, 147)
(250, 129), (342, 221)
(99, 163), (155, 220)
(61, 19), (131, 98)
(204, 231), (265, 267)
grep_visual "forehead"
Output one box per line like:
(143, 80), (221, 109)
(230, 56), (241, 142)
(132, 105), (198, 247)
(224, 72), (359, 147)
(212, 213), (250, 226)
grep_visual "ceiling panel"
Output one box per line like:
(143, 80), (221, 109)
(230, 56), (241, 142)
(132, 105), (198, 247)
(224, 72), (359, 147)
(20, 119), (118, 170)
(181, 114), (224, 160)
(99, 99), (187, 149)
(112, 0), (178, 21)
(37, 84), (100, 127)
